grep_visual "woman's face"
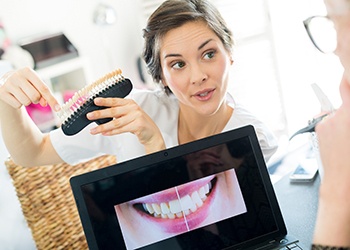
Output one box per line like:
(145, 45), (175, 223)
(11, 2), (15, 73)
(159, 20), (233, 117)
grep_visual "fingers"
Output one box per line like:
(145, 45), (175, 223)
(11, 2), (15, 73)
(87, 97), (155, 138)
(88, 98), (138, 135)
(24, 68), (60, 111)
(0, 70), (31, 108)
(90, 117), (134, 136)
(86, 97), (166, 152)
(0, 91), (24, 109)
(87, 97), (135, 120)
(0, 67), (60, 111)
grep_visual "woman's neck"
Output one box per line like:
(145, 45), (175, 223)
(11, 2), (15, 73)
(177, 102), (233, 144)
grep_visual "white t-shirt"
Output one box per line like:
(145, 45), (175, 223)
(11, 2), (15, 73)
(50, 89), (277, 165)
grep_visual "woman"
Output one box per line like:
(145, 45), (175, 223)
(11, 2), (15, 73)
(310, 0), (350, 248)
(0, 0), (277, 168)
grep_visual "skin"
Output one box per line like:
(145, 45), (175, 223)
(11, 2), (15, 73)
(313, 0), (350, 246)
(0, 68), (63, 166)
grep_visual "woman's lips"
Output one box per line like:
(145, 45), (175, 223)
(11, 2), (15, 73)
(192, 88), (215, 101)
(133, 176), (217, 234)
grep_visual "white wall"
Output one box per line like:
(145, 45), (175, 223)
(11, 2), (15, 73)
(268, 0), (343, 135)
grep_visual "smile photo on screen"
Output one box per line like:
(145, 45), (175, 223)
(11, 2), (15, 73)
(114, 167), (246, 250)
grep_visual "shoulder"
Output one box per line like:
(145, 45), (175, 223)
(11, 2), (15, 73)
(128, 88), (177, 105)
(226, 100), (278, 162)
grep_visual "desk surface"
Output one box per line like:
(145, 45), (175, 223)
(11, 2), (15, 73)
(274, 172), (320, 249)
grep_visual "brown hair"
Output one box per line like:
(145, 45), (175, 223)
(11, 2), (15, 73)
(142, 0), (234, 90)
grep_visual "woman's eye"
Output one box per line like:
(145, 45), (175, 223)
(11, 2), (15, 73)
(204, 51), (215, 60)
(172, 61), (185, 69)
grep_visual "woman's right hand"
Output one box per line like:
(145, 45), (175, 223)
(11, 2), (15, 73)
(0, 67), (60, 111)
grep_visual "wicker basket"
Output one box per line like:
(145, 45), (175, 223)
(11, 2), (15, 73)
(5, 155), (117, 250)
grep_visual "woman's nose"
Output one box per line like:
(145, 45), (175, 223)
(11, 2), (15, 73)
(190, 64), (208, 85)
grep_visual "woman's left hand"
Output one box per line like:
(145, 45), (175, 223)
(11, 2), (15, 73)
(87, 97), (166, 154)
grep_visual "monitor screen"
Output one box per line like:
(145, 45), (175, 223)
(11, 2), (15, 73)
(72, 129), (284, 250)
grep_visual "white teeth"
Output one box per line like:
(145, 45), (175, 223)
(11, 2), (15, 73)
(169, 199), (182, 214)
(191, 191), (203, 208)
(141, 182), (212, 219)
(198, 186), (207, 200)
(144, 203), (154, 214)
(180, 195), (195, 211)
(199, 92), (208, 97)
(167, 213), (175, 219)
(160, 202), (170, 214)
(152, 203), (161, 215)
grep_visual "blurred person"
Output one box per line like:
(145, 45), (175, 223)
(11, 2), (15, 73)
(304, 0), (350, 248)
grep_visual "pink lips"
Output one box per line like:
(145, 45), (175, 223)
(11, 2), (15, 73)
(192, 88), (215, 101)
(132, 175), (217, 234)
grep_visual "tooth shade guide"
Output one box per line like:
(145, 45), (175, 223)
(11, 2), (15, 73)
(58, 69), (132, 136)
(57, 69), (123, 121)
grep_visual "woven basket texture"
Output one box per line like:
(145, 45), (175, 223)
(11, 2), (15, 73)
(5, 155), (116, 250)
